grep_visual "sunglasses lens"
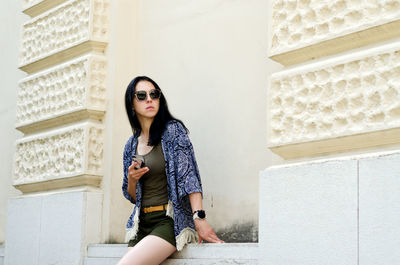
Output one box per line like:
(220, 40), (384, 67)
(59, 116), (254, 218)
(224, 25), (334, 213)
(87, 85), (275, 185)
(150, 90), (161, 99)
(136, 91), (147, 101)
(135, 90), (161, 101)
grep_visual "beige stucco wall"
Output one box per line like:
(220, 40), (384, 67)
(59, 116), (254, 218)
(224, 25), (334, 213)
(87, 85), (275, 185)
(107, 0), (283, 241)
(0, 1), (25, 245)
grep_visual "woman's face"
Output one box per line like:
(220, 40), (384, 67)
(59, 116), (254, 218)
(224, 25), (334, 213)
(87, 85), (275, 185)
(132, 80), (160, 120)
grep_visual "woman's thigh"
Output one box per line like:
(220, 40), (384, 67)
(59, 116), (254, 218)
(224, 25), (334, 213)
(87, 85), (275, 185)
(116, 235), (176, 265)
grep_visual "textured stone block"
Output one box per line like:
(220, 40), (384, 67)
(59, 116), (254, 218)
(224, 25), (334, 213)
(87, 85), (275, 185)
(259, 159), (358, 265)
(359, 152), (400, 265)
(19, 0), (109, 73)
(269, 0), (400, 65)
(13, 122), (104, 193)
(268, 43), (400, 158)
(4, 197), (42, 265)
(38, 192), (102, 265)
(39, 192), (84, 265)
(4, 192), (102, 265)
(22, 0), (69, 17)
(16, 54), (107, 133)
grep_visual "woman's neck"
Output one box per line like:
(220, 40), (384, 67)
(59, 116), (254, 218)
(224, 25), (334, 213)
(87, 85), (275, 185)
(138, 117), (153, 139)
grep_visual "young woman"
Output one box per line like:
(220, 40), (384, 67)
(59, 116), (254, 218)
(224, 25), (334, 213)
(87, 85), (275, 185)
(117, 76), (224, 265)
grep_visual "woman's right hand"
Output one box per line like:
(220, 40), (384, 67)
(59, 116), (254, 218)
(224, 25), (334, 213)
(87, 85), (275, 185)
(128, 161), (149, 182)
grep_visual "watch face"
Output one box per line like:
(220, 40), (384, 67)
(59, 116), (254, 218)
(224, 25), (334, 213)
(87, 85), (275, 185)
(198, 210), (206, 219)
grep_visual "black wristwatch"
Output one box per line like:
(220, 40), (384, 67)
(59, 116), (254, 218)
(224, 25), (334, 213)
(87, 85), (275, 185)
(193, 210), (206, 220)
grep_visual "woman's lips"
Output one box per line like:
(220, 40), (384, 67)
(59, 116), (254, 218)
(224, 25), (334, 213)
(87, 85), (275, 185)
(146, 106), (154, 110)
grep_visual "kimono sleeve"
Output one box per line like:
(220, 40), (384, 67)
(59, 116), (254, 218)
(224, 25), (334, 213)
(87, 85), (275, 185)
(122, 138), (135, 204)
(173, 122), (203, 200)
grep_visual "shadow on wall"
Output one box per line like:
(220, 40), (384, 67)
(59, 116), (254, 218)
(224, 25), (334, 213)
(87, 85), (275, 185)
(216, 222), (258, 243)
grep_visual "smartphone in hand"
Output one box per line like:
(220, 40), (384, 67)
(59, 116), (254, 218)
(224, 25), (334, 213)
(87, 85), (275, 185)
(132, 155), (145, 169)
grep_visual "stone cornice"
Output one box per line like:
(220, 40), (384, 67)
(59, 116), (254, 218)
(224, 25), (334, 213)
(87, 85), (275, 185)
(19, 40), (107, 74)
(22, 0), (69, 17)
(14, 174), (102, 193)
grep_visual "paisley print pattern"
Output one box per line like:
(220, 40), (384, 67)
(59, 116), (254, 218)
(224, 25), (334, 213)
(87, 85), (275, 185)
(122, 120), (203, 246)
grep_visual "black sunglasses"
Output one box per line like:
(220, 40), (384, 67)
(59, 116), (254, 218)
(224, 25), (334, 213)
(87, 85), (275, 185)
(134, 89), (162, 101)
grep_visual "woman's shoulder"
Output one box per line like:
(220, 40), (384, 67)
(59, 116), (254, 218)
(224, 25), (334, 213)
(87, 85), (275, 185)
(163, 120), (192, 148)
(164, 119), (187, 136)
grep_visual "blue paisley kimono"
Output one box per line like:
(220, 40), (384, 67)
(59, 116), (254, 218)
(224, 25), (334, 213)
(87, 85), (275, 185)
(122, 120), (203, 251)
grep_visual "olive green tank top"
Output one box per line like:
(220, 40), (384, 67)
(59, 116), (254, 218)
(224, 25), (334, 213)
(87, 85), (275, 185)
(138, 144), (169, 207)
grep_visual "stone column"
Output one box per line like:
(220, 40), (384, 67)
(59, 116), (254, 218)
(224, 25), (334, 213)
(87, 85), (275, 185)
(5, 1), (110, 264)
(260, 0), (400, 264)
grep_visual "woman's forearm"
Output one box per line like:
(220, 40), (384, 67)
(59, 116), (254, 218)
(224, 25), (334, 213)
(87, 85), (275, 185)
(127, 178), (137, 203)
(189, 192), (224, 243)
(188, 192), (203, 212)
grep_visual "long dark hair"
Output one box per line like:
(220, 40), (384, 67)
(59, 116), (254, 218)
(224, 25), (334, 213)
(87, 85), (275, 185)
(125, 76), (187, 146)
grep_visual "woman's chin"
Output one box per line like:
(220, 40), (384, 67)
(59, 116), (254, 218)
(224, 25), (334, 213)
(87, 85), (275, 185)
(137, 113), (157, 120)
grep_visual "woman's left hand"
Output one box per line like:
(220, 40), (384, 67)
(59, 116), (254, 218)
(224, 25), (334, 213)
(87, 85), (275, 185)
(194, 219), (225, 244)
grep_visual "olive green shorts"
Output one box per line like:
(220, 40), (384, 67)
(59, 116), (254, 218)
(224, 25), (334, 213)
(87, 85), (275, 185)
(128, 210), (176, 247)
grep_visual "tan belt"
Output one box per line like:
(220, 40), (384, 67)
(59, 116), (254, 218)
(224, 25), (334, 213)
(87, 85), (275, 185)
(141, 203), (168, 213)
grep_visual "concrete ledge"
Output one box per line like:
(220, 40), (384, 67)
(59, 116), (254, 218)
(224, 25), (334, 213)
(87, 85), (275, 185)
(85, 257), (120, 265)
(172, 243), (257, 260)
(162, 259), (257, 265)
(87, 244), (126, 258)
(86, 243), (258, 265)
